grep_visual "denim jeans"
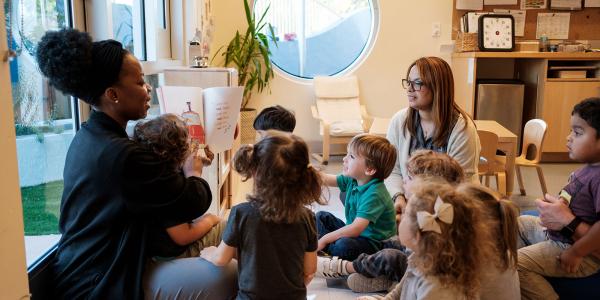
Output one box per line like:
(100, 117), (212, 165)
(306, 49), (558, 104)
(352, 248), (409, 282)
(316, 211), (380, 260)
(517, 215), (600, 300)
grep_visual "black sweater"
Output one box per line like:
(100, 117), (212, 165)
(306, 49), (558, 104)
(53, 111), (211, 299)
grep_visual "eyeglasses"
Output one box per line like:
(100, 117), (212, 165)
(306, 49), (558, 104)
(402, 79), (425, 91)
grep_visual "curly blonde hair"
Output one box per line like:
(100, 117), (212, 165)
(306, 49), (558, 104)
(133, 114), (190, 170)
(406, 150), (465, 184)
(233, 130), (326, 223)
(404, 178), (486, 299)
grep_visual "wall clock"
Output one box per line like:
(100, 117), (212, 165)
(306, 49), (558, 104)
(478, 14), (515, 52)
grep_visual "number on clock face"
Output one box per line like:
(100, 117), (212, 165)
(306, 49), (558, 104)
(483, 18), (512, 49)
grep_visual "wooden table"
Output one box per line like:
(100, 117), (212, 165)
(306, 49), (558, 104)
(474, 120), (518, 196)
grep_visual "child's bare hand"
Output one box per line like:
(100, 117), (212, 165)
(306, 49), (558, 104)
(200, 246), (217, 260)
(317, 238), (328, 252)
(201, 146), (215, 166)
(558, 248), (583, 273)
(183, 148), (204, 178)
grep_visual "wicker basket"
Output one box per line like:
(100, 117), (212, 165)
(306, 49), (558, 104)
(455, 32), (479, 52)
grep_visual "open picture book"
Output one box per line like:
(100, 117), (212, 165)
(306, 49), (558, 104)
(156, 86), (244, 153)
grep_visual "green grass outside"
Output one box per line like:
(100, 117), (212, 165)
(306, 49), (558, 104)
(21, 180), (63, 236)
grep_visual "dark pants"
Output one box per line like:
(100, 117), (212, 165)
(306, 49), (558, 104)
(352, 248), (409, 282)
(316, 211), (380, 260)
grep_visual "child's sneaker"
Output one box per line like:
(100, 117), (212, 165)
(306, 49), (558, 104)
(347, 273), (397, 293)
(316, 256), (349, 278)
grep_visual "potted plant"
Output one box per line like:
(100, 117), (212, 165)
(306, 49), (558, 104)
(213, 0), (276, 143)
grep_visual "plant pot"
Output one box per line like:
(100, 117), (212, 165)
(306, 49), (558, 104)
(240, 108), (257, 144)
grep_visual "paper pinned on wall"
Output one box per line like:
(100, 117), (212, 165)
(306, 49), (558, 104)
(494, 9), (526, 36)
(550, 0), (582, 10)
(585, 0), (600, 7)
(536, 13), (570, 39)
(485, 0), (517, 4)
(456, 0), (483, 10)
(521, 0), (547, 9)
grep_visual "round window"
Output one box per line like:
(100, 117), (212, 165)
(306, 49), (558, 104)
(254, 0), (378, 79)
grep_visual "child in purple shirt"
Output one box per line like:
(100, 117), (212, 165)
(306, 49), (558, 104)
(517, 97), (600, 300)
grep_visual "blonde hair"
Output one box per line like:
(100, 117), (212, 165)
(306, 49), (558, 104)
(457, 183), (519, 271)
(348, 134), (397, 180)
(234, 131), (326, 223)
(404, 178), (485, 299)
(406, 150), (465, 184)
(402, 57), (473, 147)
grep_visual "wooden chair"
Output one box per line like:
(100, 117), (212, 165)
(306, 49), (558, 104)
(477, 129), (507, 195)
(311, 76), (372, 164)
(515, 119), (548, 196)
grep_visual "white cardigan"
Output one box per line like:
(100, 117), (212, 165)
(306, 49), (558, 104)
(384, 108), (480, 195)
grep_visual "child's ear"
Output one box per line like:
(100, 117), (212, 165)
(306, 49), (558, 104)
(364, 167), (377, 177)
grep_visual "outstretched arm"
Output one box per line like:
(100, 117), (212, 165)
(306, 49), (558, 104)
(320, 171), (338, 187)
(201, 240), (237, 267)
(166, 214), (221, 246)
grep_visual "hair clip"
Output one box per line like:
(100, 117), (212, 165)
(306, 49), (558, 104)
(416, 196), (454, 234)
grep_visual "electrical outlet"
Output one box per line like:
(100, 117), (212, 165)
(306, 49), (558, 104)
(432, 22), (441, 37)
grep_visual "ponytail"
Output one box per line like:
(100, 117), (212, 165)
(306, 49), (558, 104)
(497, 199), (519, 269)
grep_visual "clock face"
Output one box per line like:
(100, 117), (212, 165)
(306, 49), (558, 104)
(482, 17), (513, 49)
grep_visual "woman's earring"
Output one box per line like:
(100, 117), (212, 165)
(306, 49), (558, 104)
(114, 98), (119, 104)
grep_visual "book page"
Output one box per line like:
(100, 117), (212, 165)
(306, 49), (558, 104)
(157, 86), (206, 145)
(202, 86), (244, 153)
(157, 86), (205, 125)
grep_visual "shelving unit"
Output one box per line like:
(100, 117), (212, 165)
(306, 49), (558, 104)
(452, 52), (600, 161)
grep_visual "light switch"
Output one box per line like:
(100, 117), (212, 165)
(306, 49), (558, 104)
(432, 22), (441, 37)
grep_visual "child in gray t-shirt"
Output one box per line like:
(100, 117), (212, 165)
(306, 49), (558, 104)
(201, 131), (326, 300)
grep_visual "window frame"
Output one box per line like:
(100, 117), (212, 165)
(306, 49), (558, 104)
(255, 0), (381, 82)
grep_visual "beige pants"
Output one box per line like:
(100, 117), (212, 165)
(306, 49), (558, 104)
(517, 216), (600, 300)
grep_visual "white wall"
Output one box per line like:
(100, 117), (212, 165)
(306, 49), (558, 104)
(0, 4), (31, 298)
(210, 1), (454, 149)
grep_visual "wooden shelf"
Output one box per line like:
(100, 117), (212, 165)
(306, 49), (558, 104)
(546, 78), (600, 82)
(452, 52), (600, 59)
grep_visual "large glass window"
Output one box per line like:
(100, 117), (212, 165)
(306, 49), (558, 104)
(112, 0), (146, 60)
(254, 0), (377, 79)
(5, 0), (74, 266)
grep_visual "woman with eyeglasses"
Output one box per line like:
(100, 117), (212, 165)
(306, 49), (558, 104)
(385, 56), (480, 212)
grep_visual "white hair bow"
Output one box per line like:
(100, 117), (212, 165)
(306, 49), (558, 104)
(416, 196), (454, 234)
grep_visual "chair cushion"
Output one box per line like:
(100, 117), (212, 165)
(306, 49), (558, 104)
(316, 98), (362, 123)
(328, 120), (364, 136)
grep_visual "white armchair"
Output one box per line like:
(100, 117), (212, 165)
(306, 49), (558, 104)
(311, 75), (372, 164)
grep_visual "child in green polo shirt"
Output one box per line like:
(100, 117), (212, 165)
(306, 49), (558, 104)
(316, 134), (397, 261)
